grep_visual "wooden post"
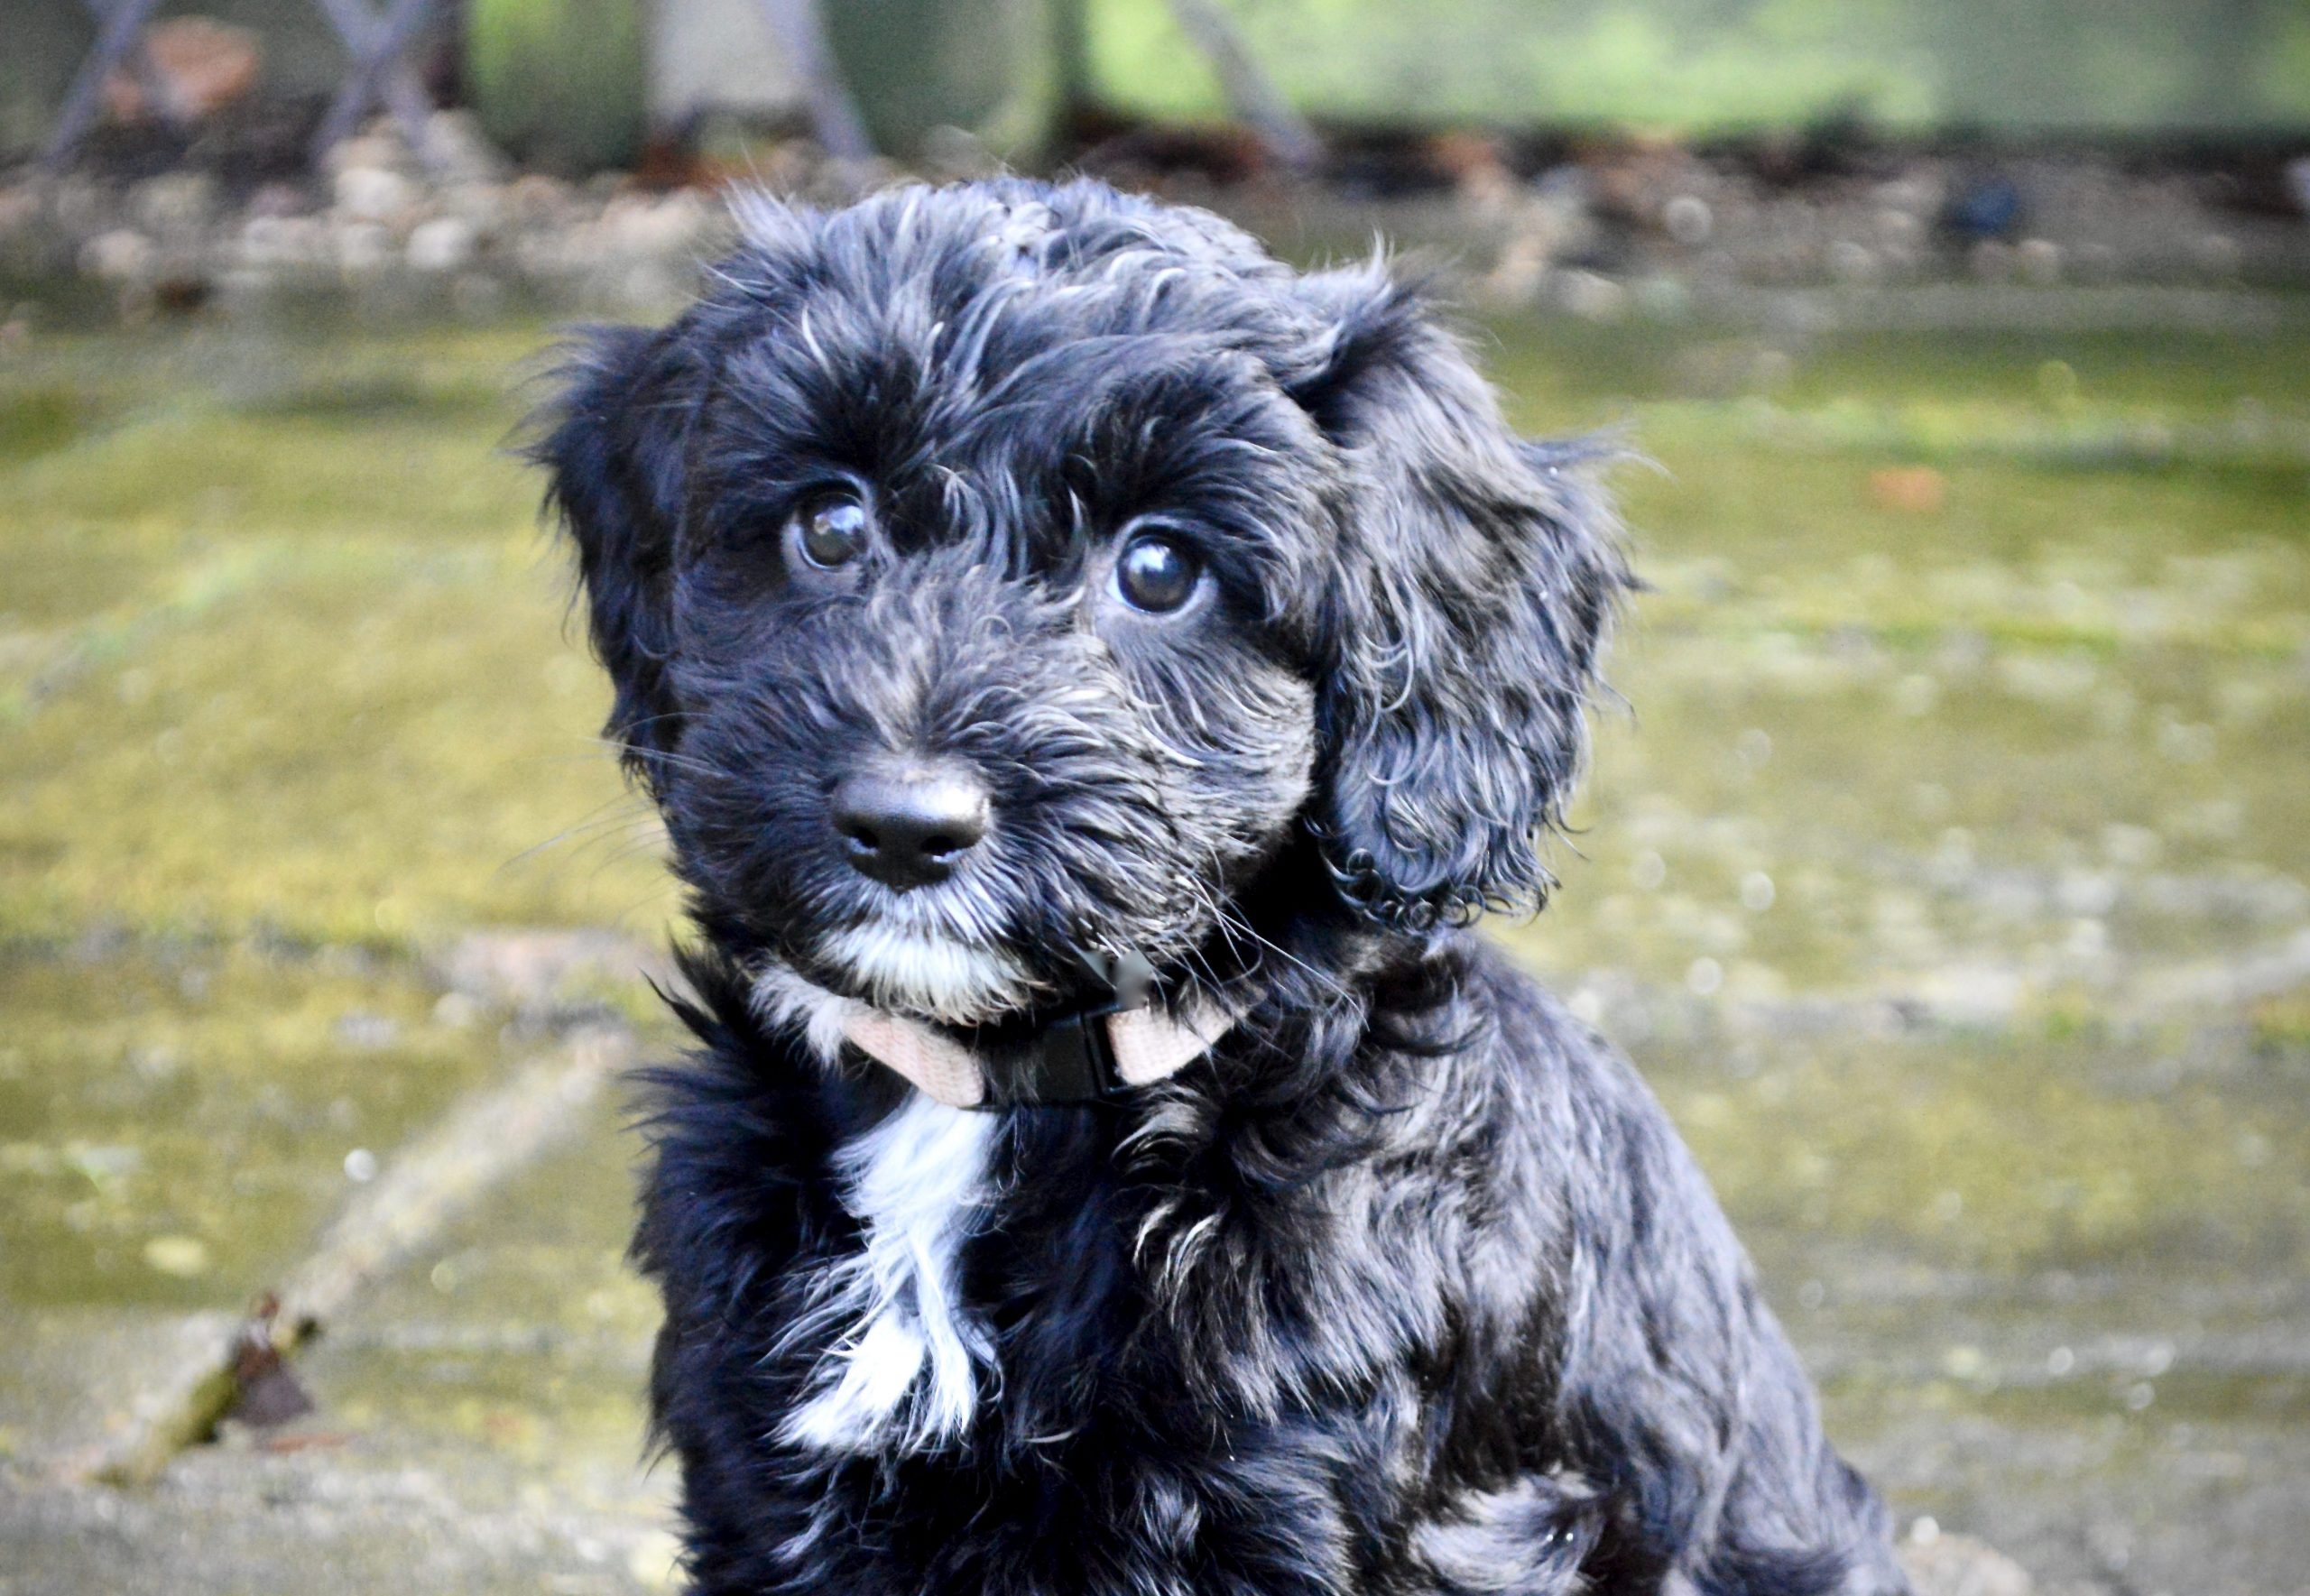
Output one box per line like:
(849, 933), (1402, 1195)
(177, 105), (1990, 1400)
(310, 0), (445, 168)
(1162, 0), (1320, 173)
(37, 0), (167, 175)
(754, 0), (875, 161)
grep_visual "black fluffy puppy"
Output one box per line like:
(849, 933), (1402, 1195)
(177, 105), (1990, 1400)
(537, 178), (1908, 1596)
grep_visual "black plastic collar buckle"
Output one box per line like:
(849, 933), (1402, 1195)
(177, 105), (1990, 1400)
(979, 948), (1156, 1108)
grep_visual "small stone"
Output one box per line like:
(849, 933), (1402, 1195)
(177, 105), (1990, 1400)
(143, 1235), (211, 1278)
(1557, 269), (1628, 322)
(407, 215), (477, 272)
(1942, 172), (2023, 241)
(437, 180), (509, 230)
(598, 190), (714, 260)
(239, 213), (328, 270)
(0, 185), (38, 241)
(1874, 207), (1924, 248)
(1826, 239), (1879, 282)
(131, 172), (217, 237)
(1482, 235), (1550, 307)
(334, 221), (393, 273)
(79, 229), (156, 283)
(2016, 237), (2061, 283)
(50, 175), (112, 239)
(1662, 193), (1713, 245)
(324, 133), (408, 177)
(333, 166), (418, 226)
(425, 108), (512, 185)
(1968, 239), (2015, 281)
(505, 172), (576, 225)
(246, 181), (309, 219)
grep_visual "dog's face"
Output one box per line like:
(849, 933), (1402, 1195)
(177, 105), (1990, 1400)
(540, 181), (1622, 1025)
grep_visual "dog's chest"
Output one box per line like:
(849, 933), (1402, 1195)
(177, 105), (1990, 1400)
(783, 1093), (1002, 1454)
(781, 1087), (1223, 1464)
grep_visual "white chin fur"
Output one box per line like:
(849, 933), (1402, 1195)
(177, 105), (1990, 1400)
(820, 921), (1029, 1025)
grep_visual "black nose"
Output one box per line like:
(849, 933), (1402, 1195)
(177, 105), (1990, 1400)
(830, 769), (991, 890)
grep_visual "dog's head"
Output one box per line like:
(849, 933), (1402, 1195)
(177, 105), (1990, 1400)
(538, 180), (1623, 1026)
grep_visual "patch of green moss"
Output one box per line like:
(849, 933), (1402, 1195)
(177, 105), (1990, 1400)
(305, 1115), (657, 1471)
(0, 383), (104, 466)
(1638, 1020), (2310, 1278)
(0, 535), (666, 948)
(0, 944), (510, 1309)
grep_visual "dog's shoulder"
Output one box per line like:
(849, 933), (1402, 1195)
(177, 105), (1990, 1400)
(1446, 932), (1631, 1097)
(626, 945), (892, 1287)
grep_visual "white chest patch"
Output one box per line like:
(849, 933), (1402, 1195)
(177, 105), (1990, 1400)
(780, 1092), (999, 1454)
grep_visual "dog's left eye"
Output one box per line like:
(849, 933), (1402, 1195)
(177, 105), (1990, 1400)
(790, 494), (870, 570)
(1113, 532), (1202, 613)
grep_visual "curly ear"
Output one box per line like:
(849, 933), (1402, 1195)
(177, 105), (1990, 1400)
(531, 323), (702, 785)
(1289, 269), (1630, 930)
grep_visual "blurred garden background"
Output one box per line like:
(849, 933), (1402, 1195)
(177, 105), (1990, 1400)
(2, 3), (2307, 1593)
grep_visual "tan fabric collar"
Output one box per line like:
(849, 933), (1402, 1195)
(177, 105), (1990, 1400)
(842, 999), (1234, 1110)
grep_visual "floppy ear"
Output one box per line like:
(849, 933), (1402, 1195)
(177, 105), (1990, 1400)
(1288, 269), (1629, 931)
(531, 324), (702, 787)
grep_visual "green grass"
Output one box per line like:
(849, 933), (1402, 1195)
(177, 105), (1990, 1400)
(1083, 0), (2310, 134)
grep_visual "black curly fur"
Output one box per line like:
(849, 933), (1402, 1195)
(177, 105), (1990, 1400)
(534, 177), (1908, 1596)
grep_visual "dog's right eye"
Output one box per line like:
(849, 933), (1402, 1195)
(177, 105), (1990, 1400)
(1113, 531), (1203, 614)
(790, 494), (869, 570)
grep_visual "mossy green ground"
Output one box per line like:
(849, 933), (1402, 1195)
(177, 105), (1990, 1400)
(2, 301), (2305, 1591)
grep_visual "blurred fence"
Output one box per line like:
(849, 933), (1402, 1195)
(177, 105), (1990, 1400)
(6, 0), (2309, 171)
(1087, 0), (2310, 136)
